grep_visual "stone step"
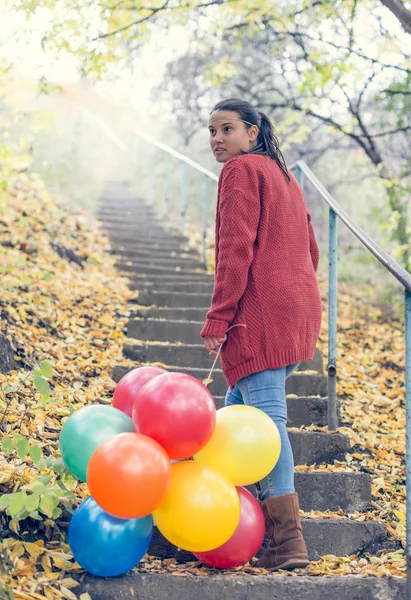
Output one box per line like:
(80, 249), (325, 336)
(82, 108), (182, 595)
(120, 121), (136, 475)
(76, 571), (404, 600)
(112, 365), (327, 398)
(101, 222), (185, 235)
(288, 430), (350, 465)
(98, 203), (154, 213)
(98, 192), (148, 200)
(122, 342), (323, 376)
(117, 257), (206, 271)
(149, 517), (389, 564)
(121, 255), (205, 267)
(112, 242), (199, 254)
(98, 211), (159, 221)
(246, 466), (372, 513)
(138, 290), (211, 307)
(123, 342), (214, 367)
(98, 196), (153, 204)
(134, 307), (209, 320)
(107, 236), (189, 248)
(287, 395), (327, 427)
(294, 471), (371, 512)
(132, 273), (212, 282)
(130, 281), (214, 293)
(213, 394), (327, 427)
(127, 319), (205, 343)
(112, 247), (200, 259)
(104, 227), (184, 240)
(98, 216), (160, 227)
(126, 324), (323, 373)
(98, 204), (156, 213)
(111, 240), (192, 252)
(121, 266), (208, 278)
(106, 231), (189, 244)
(97, 209), (159, 219)
(96, 211), (160, 220)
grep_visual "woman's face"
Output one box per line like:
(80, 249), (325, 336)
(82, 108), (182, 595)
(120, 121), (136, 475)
(208, 110), (259, 163)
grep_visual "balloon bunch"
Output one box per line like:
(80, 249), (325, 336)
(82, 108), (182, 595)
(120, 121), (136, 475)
(60, 367), (281, 576)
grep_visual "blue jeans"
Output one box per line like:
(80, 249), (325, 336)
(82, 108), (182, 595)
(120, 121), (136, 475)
(225, 365), (298, 500)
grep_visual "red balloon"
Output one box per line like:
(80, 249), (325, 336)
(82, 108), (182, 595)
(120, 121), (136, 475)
(132, 372), (216, 459)
(113, 366), (167, 417)
(194, 487), (265, 569)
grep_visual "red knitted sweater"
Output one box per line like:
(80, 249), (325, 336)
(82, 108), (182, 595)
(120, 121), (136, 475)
(200, 154), (322, 388)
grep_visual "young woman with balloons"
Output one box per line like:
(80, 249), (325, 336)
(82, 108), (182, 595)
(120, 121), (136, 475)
(202, 98), (322, 571)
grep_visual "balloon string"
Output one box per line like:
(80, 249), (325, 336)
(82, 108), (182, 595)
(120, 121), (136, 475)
(204, 324), (246, 389)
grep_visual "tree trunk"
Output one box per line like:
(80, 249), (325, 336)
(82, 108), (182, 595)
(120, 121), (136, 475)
(379, 0), (411, 35)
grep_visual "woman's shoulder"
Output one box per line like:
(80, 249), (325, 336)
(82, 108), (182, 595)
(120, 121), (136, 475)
(224, 153), (269, 168)
(221, 154), (298, 194)
(221, 153), (269, 180)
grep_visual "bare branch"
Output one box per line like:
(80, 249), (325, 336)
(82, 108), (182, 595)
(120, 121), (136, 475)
(292, 0), (323, 17)
(385, 89), (411, 95)
(358, 124), (411, 138)
(96, 1), (170, 39)
(357, 70), (379, 110)
(96, 0), (227, 39)
(225, 21), (411, 74)
(260, 98), (384, 167)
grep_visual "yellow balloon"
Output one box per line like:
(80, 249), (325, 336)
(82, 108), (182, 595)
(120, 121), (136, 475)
(153, 461), (240, 552)
(194, 405), (281, 486)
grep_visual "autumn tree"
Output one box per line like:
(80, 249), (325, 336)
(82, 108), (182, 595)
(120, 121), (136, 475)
(13, 0), (411, 265)
(156, 2), (411, 266)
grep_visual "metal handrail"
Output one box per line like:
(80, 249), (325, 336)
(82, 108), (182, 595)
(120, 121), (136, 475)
(133, 129), (219, 182)
(291, 158), (411, 597)
(290, 161), (411, 292)
(130, 130), (218, 261)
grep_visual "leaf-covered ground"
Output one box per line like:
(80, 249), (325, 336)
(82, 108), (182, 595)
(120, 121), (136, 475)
(0, 168), (406, 599)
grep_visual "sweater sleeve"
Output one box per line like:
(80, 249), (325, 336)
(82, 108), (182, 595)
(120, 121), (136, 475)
(307, 211), (320, 272)
(201, 160), (260, 338)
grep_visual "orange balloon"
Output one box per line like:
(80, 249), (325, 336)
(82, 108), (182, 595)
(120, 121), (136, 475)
(87, 432), (171, 519)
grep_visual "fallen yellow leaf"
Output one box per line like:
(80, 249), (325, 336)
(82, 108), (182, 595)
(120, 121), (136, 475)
(24, 541), (45, 559)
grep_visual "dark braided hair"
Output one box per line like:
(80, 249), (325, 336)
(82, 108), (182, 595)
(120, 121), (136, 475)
(211, 98), (291, 182)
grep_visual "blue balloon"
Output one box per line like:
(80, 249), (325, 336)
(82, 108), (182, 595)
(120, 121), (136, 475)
(68, 496), (153, 577)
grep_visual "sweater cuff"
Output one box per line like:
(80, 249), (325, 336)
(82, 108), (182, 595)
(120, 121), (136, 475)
(201, 319), (229, 338)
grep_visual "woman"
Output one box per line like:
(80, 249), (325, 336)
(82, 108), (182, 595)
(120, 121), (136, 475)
(200, 98), (322, 571)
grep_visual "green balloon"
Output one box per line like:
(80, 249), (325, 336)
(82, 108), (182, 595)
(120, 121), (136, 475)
(59, 405), (134, 481)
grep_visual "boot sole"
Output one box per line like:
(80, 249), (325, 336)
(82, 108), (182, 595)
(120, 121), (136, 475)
(254, 557), (310, 571)
(265, 558), (310, 571)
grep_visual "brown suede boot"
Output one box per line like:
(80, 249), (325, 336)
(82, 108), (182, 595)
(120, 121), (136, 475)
(255, 492), (309, 570)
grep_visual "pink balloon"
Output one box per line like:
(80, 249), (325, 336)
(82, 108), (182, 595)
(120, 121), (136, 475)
(132, 372), (216, 459)
(113, 367), (167, 417)
(194, 487), (265, 569)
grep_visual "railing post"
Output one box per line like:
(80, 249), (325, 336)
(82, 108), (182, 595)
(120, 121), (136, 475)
(328, 208), (338, 430)
(296, 163), (304, 188)
(202, 175), (210, 265)
(180, 161), (187, 234)
(163, 153), (171, 218)
(406, 288), (411, 599)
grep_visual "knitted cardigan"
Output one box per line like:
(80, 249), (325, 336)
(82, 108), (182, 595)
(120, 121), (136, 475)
(200, 153), (322, 388)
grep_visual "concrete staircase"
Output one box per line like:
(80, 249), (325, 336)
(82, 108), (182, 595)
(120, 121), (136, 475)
(86, 182), (404, 599)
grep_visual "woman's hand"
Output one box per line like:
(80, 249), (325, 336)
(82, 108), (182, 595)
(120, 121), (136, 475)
(204, 335), (227, 355)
